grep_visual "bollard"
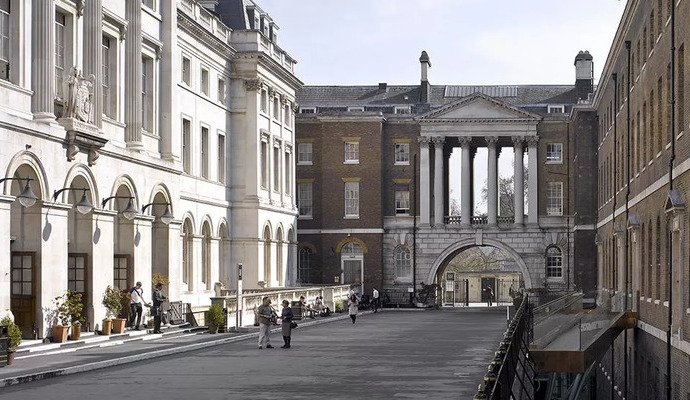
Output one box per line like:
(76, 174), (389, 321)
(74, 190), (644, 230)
(483, 371), (497, 393)
(473, 384), (488, 400)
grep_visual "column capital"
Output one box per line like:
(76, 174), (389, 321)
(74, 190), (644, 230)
(432, 136), (445, 146)
(485, 136), (498, 146)
(511, 136), (525, 147)
(458, 136), (472, 147)
(244, 78), (264, 91)
(417, 136), (430, 146)
(526, 135), (540, 147)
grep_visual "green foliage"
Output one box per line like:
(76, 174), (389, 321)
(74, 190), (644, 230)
(102, 285), (124, 319)
(1, 316), (22, 350)
(207, 304), (225, 327)
(54, 290), (84, 326)
(416, 282), (442, 306)
(335, 300), (344, 313)
(152, 273), (169, 287)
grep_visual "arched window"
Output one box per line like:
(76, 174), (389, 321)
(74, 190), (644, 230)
(219, 223), (228, 286)
(546, 246), (563, 279)
(202, 222), (211, 289)
(182, 219), (194, 289)
(263, 226), (271, 286)
(394, 246), (411, 279)
(298, 247), (313, 283)
(276, 228), (283, 285)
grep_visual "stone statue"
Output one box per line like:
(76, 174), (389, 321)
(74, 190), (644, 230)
(63, 66), (94, 123)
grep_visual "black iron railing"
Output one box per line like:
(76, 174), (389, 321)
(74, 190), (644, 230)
(473, 295), (537, 399)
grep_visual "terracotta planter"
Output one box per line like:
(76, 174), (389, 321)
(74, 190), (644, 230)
(70, 324), (82, 341)
(52, 325), (69, 343)
(102, 319), (112, 335)
(7, 351), (15, 365)
(112, 318), (126, 334)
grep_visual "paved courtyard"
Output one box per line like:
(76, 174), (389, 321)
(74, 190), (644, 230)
(1, 308), (507, 399)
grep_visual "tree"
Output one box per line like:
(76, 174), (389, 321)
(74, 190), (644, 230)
(479, 163), (528, 216)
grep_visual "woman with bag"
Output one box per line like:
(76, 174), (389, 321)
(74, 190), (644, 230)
(280, 300), (294, 349)
(348, 295), (359, 324)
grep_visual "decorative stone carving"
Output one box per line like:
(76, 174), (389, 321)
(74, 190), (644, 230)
(244, 78), (263, 91)
(485, 136), (498, 146)
(119, 25), (127, 42)
(268, 87), (276, 97)
(76, 0), (85, 17)
(512, 136), (525, 147)
(526, 136), (540, 147)
(63, 66), (94, 123)
(458, 136), (472, 147)
(432, 136), (445, 146)
(417, 136), (430, 146)
(281, 96), (291, 106)
(291, 102), (298, 113)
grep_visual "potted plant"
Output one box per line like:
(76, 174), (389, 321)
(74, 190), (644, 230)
(63, 290), (86, 340)
(102, 285), (123, 335)
(415, 282), (442, 308)
(52, 293), (71, 342)
(1, 315), (22, 365)
(207, 304), (224, 334)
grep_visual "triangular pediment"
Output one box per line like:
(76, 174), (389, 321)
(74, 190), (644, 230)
(418, 92), (541, 121)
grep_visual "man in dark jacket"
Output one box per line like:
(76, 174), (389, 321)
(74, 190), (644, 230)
(152, 283), (167, 334)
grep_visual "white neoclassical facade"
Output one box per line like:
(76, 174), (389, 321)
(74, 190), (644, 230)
(0, 0), (300, 338)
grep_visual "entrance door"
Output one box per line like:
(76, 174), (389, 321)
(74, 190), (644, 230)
(444, 272), (455, 305)
(343, 260), (362, 285)
(481, 277), (496, 303)
(11, 252), (35, 338)
(341, 242), (364, 293)
(68, 254), (88, 330)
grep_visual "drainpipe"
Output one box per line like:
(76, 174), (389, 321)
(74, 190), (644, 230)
(413, 153), (418, 305)
(666, 3), (676, 400)
(566, 122), (571, 291)
(624, 38), (631, 400)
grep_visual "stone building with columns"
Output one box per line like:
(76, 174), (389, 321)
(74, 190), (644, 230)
(0, 0), (299, 338)
(295, 51), (598, 304)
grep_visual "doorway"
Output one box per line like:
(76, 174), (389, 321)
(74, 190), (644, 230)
(11, 252), (35, 338)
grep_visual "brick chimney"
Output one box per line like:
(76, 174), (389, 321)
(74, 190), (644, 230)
(419, 51), (431, 104)
(574, 50), (593, 101)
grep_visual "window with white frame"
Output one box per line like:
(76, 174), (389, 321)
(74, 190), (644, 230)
(0, 0), (10, 80)
(260, 88), (268, 113)
(298, 182), (312, 217)
(395, 246), (412, 279)
(395, 142), (410, 164)
(260, 138), (268, 189)
(284, 149), (291, 195)
(548, 105), (565, 114)
(298, 247), (313, 283)
(200, 67), (209, 96)
(546, 246), (563, 278)
(142, 56), (154, 132)
(395, 184), (410, 215)
(299, 107), (315, 114)
(181, 56), (190, 85)
(217, 78), (225, 103)
(348, 106), (364, 112)
(201, 126), (209, 179)
(546, 182), (563, 215)
(273, 96), (280, 120)
(102, 36), (113, 118)
(217, 133), (225, 183)
(283, 104), (291, 126)
(142, 0), (155, 11)
(273, 144), (280, 191)
(394, 106), (411, 114)
(546, 143), (563, 163)
(182, 119), (191, 173)
(55, 12), (66, 99)
(297, 142), (312, 164)
(344, 141), (359, 164)
(344, 181), (359, 217)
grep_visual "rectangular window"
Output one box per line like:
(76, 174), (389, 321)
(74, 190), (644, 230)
(299, 107), (315, 114)
(201, 127), (209, 179)
(182, 119), (191, 173)
(260, 89), (268, 113)
(200, 67), (209, 96)
(142, 57), (153, 132)
(547, 105), (565, 114)
(344, 181), (359, 217)
(260, 140), (268, 189)
(650, 11), (655, 51)
(273, 97), (280, 120)
(217, 78), (225, 102)
(55, 12), (66, 98)
(142, 0), (155, 10)
(113, 255), (130, 291)
(284, 104), (291, 126)
(395, 143), (410, 164)
(273, 145), (280, 191)
(0, 0), (9, 80)
(395, 184), (410, 215)
(394, 106), (411, 114)
(218, 134), (225, 183)
(284, 150), (291, 195)
(102, 36), (111, 117)
(297, 142), (312, 164)
(678, 45), (685, 134)
(182, 56), (190, 85)
(298, 182), (313, 218)
(546, 182), (564, 216)
(344, 141), (359, 163)
(348, 106), (364, 112)
(546, 143), (563, 163)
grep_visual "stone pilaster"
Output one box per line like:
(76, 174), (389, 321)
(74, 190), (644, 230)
(432, 137), (444, 226)
(83, 0), (102, 128)
(32, 0), (55, 121)
(459, 137), (472, 227)
(512, 136), (525, 226)
(125, 0), (143, 149)
(527, 136), (539, 225)
(486, 136), (498, 226)
(418, 136), (430, 226)
(160, 0), (178, 161)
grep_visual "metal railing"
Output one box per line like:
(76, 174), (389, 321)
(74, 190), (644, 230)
(474, 295), (537, 399)
(443, 216), (518, 225)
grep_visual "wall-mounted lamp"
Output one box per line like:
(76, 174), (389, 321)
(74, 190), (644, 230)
(101, 195), (138, 220)
(141, 202), (174, 225)
(52, 187), (93, 214)
(0, 177), (38, 207)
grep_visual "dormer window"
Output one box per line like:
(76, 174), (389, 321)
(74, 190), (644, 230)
(299, 107), (316, 114)
(548, 105), (565, 114)
(395, 106), (411, 115)
(269, 22), (279, 43)
(348, 106), (364, 112)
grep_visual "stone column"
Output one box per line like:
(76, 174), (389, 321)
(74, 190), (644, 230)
(513, 136), (525, 226)
(527, 136), (539, 225)
(486, 136), (498, 226)
(459, 137), (472, 227)
(32, 0), (55, 121)
(125, 0), (143, 149)
(160, 0), (178, 160)
(418, 136), (431, 226)
(83, 0), (102, 128)
(433, 137), (444, 226)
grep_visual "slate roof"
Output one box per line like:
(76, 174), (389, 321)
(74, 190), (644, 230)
(215, 0), (266, 31)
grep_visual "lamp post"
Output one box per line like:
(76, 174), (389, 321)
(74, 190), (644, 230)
(101, 196), (138, 220)
(52, 187), (94, 214)
(141, 202), (174, 225)
(0, 177), (39, 207)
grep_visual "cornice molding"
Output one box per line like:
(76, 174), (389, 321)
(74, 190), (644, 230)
(177, 12), (236, 59)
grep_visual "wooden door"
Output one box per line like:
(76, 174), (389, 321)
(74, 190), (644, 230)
(481, 277), (496, 303)
(68, 253), (88, 330)
(11, 252), (35, 339)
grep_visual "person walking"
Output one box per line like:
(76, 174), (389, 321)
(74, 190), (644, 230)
(372, 287), (380, 313)
(280, 300), (293, 349)
(348, 295), (359, 324)
(257, 296), (275, 349)
(485, 286), (494, 307)
(151, 283), (167, 334)
(129, 281), (150, 330)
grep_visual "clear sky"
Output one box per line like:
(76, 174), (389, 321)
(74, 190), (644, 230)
(258, 0), (627, 86)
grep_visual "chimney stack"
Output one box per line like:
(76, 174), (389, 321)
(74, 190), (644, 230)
(574, 50), (593, 101)
(419, 50), (431, 104)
